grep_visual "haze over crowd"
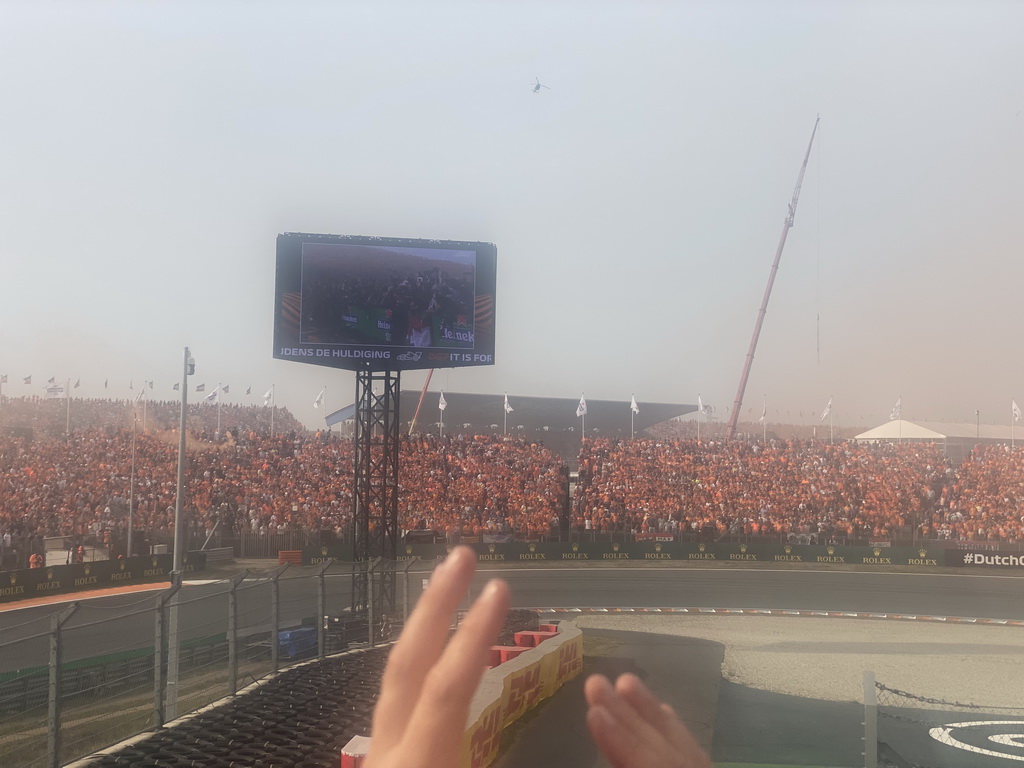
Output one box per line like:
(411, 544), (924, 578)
(2, 1), (1023, 431)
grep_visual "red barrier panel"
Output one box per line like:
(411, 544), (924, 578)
(341, 735), (371, 768)
(514, 630), (558, 648)
(499, 646), (530, 663)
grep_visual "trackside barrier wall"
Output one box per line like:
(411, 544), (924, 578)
(461, 622), (583, 768)
(340, 622), (584, 768)
(0, 551), (207, 604)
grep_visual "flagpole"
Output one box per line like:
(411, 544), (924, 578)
(697, 394), (701, 442)
(271, 387), (275, 436)
(631, 405), (634, 440)
(216, 384), (222, 438)
(143, 385), (148, 433)
(1011, 401), (1015, 449)
(503, 401), (507, 436)
(830, 409), (834, 444)
(65, 378), (71, 435)
(129, 412), (137, 558)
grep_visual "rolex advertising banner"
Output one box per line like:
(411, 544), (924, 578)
(391, 541), (950, 567)
(301, 544), (357, 565)
(948, 549), (1024, 569)
(0, 553), (187, 604)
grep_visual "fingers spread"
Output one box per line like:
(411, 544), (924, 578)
(585, 673), (712, 768)
(615, 674), (689, 751)
(402, 577), (510, 756)
(371, 547), (476, 749)
(584, 674), (646, 765)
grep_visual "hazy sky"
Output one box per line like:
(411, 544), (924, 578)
(2, 0), (1023, 430)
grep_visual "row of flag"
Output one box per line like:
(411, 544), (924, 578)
(0, 375), (278, 407)
(6, 375), (1024, 425)
(435, 392), (641, 417)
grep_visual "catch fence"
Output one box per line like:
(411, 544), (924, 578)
(865, 671), (1024, 767)
(0, 559), (423, 768)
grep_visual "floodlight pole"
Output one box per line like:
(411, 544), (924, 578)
(167, 346), (193, 722)
(173, 347), (192, 575)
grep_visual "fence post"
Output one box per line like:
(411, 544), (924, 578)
(316, 560), (332, 659)
(403, 558), (418, 621)
(48, 602), (79, 768)
(271, 564), (288, 673)
(863, 670), (877, 768)
(227, 570), (248, 696)
(153, 583), (181, 728)
(367, 558), (383, 647)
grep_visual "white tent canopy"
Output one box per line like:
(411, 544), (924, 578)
(855, 420), (1021, 442)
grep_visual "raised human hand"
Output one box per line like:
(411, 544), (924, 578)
(366, 546), (510, 768)
(584, 672), (712, 768)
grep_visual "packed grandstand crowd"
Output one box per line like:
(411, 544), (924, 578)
(2, 396), (1023, 568)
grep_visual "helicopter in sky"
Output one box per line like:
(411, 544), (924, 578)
(531, 77), (550, 94)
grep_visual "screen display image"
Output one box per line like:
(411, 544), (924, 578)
(300, 243), (476, 350)
(275, 233), (496, 371)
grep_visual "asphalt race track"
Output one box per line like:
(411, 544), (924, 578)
(2, 567), (1021, 674)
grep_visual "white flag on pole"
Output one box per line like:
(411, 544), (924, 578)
(439, 391), (447, 411)
(576, 395), (587, 418)
(313, 387), (325, 409)
(204, 385), (221, 404)
(504, 393), (513, 413)
(889, 397), (902, 421)
(630, 395), (639, 415)
(820, 396), (832, 422)
(263, 386), (274, 406)
(1013, 400), (1021, 423)
(697, 394), (706, 414)
(759, 397), (766, 423)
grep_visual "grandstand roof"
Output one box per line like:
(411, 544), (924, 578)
(327, 392), (696, 435)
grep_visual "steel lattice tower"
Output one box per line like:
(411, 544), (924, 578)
(351, 368), (400, 614)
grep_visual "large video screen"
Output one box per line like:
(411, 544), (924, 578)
(274, 233), (497, 371)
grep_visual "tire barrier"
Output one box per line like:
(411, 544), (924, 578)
(74, 610), (546, 768)
(73, 647), (390, 768)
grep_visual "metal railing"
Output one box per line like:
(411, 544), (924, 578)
(0, 559), (423, 768)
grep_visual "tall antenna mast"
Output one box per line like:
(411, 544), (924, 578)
(725, 117), (820, 440)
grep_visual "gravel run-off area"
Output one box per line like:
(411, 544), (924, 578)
(573, 615), (1024, 709)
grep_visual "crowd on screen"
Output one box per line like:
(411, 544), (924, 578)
(3, 397), (1024, 570)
